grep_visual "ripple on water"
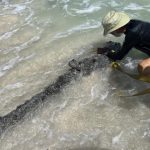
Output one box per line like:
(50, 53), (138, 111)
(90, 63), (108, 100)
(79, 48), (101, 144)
(124, 3), (145, 10)
(0, 15), (19, 35)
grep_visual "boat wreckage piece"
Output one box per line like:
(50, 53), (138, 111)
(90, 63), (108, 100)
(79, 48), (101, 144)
(112, 62), (150, 83)
(112, 62), (150, 96)
(0, 54), (109, 136)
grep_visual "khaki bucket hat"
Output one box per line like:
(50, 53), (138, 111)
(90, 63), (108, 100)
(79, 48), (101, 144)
(102, 11), (130, 36)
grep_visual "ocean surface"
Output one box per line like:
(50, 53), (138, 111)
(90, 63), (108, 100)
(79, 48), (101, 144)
(0, 0), (150, 149)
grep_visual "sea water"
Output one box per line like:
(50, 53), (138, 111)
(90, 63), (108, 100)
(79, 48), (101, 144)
(0, 0), (150, 150)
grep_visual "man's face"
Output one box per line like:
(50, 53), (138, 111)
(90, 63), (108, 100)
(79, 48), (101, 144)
(111, 27), (125, 37)
(111, 30), (123, 37)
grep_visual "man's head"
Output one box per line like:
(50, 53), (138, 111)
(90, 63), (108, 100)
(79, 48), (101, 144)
(102, 11), (130, 37)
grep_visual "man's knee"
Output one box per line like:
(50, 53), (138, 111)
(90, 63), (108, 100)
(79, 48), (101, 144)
(138, 58), (150, 75)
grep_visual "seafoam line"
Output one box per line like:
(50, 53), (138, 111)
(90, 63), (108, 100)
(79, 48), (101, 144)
(48, 20), (101, 43)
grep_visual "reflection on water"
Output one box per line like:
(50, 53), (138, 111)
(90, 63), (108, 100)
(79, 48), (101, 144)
(0, 0), (150, 150)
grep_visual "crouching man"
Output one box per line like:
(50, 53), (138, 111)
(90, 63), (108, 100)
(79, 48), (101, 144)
(99, 11), (150, 76)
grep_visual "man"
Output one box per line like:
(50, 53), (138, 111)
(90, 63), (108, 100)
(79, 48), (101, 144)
(99, 11), (150, 76)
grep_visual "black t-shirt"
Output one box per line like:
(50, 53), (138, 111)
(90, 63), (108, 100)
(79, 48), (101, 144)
(107, 19), (150, 61)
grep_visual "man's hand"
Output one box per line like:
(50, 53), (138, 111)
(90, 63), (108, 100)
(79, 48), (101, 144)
(97, 41), (121, 56)
(97, 47), (110, 54)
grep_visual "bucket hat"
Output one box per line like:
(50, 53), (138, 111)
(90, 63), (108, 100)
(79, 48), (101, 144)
(102, 11), (130, 36)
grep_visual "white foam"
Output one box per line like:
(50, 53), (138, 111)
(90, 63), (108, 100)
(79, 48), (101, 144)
(52, 20), (101, 41)
(5, 82), (23, 90)
(112, 131), (123, 144)
(0, 56), (19, 76)
(108, 1), (119, 7)
(124, 3), (144, 10)
(63, 4), (76, 16)
(3, 36), (40, 54)
(13, 5), (26, 13)
(0, 28), (19, 40)
(72, 5), (101, 14)
(50, 101), (68, 122)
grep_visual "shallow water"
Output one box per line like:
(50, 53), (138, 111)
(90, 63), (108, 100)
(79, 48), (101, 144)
(0, 0), (150, 149)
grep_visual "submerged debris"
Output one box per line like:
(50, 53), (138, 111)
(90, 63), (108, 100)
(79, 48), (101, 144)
(0, 54), (109, 136)
(112, 62), (150, 96)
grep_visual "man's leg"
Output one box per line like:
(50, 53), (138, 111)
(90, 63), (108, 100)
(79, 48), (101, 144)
(138, 58), (150, 76)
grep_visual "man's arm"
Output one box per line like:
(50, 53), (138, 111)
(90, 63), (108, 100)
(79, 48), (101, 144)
(106, 34), (139, 61)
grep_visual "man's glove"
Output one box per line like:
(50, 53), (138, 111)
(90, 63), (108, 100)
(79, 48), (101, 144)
(97, 41), (121, 55)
